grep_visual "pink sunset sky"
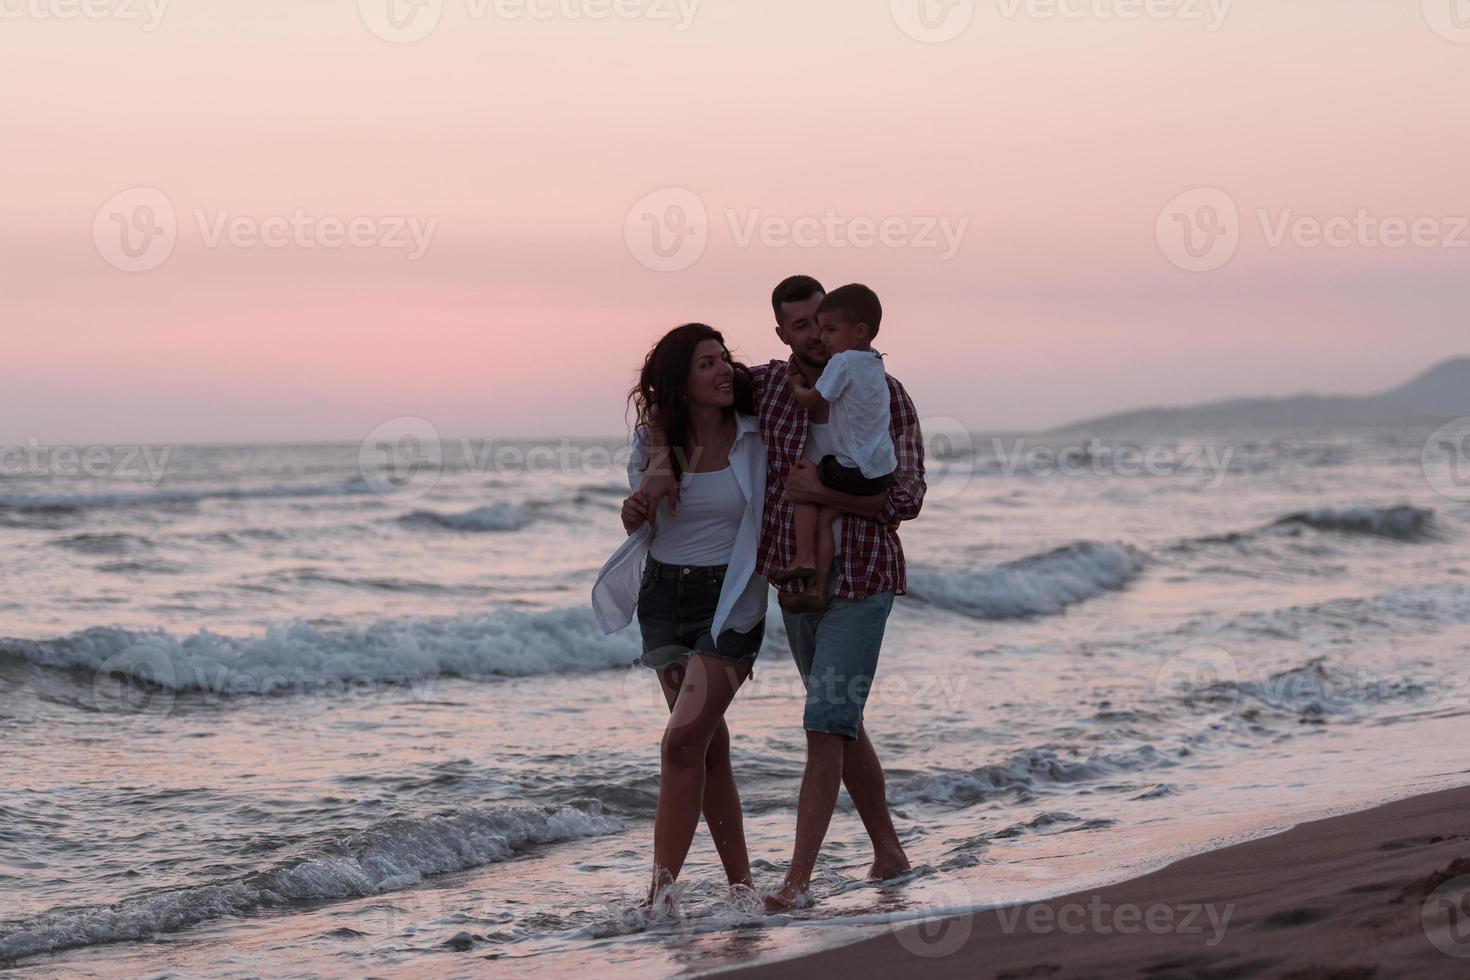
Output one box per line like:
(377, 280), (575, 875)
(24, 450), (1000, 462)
(2, 0), (1466, 444)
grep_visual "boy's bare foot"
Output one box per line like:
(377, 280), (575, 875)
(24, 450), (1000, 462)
(867, 850), (912, 880)
(762, 881), (812, 913)
(777, 590), (812, 613)
(782, 590), (826, 614)
(770, 565), (817, 585)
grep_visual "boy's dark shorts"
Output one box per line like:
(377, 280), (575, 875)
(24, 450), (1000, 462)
(818, 455), (893, 497)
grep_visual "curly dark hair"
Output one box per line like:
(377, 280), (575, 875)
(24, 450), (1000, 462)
(627, 323), (755, 485)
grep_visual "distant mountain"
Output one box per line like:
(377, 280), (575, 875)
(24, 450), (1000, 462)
(1053, 357), (1470, 433)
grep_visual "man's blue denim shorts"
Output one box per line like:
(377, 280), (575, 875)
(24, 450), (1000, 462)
(780, 569), (894, 740)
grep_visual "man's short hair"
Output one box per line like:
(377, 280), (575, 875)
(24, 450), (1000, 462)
(817, 283), (883, 338)
(771, 275), (826, 325)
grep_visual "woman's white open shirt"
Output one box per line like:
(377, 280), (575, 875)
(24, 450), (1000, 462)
(591, 414), (768, 641)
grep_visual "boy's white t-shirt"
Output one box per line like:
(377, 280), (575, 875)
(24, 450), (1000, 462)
(815, 349), (897, 479)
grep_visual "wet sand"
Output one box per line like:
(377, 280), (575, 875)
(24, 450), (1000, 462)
(731, 784), (1470, 979)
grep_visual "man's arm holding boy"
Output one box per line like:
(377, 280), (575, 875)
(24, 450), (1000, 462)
(785, 380), (926, 526)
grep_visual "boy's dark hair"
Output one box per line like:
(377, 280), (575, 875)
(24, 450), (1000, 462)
(817, 283), (883, 338)
(770, 275), (826, 325)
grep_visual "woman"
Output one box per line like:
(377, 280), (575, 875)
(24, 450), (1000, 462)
(591, 323), (768, 908)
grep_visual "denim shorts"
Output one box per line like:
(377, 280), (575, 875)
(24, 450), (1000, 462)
(780, 564), (894, 740)
(635, 557), (765, 671)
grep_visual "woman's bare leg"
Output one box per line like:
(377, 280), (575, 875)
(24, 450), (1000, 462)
(650, 655), (753, 900)
(655, 663), (753, 890)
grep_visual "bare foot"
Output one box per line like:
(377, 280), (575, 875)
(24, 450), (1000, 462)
(762, 882), (812, 913)
(782, 590), (826, 614)
(868, 850), (912, 880)
(777, 590), (811, 614)
(644, 869), (679, 916)
(793, 577), (829, 613)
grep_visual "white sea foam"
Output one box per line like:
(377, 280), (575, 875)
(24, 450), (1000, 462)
(1, 606), (642, 696)
(906, 542), (1146, 619)
(0, 804), (621, 965)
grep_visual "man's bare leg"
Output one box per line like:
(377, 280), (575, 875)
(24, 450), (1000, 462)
(764, 731), (845, 911)
(842, 724), (910, 879)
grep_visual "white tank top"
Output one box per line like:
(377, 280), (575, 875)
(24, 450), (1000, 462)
(650, 465), (744, 567)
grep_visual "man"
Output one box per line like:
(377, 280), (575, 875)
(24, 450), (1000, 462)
(751, 274), (924, 909)
(641, 275), (926, 909)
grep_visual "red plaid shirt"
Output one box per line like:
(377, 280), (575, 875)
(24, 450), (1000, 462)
(752, 357), (926, 600)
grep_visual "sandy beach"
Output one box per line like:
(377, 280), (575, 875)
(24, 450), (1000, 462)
(731, 784), (1470, 979)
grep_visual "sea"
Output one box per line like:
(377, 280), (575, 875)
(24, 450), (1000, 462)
(3, 418), (1470, 975)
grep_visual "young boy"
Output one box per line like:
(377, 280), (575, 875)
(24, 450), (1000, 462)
(772, 283), (896, 612)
